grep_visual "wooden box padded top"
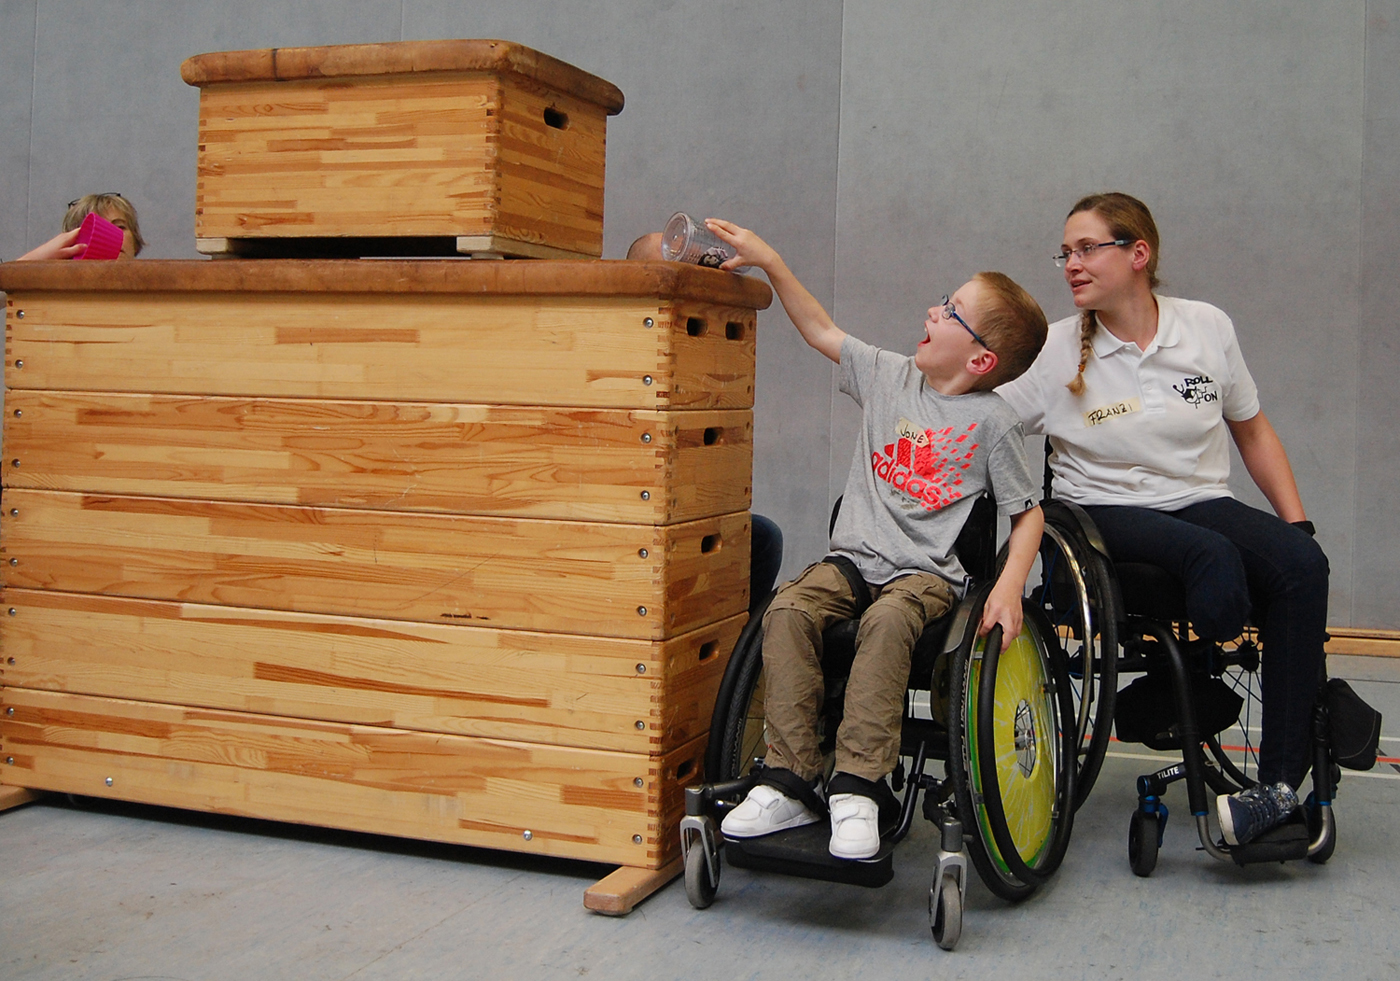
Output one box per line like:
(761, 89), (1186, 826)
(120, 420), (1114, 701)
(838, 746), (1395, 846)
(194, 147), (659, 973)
(0, 259), (771, 308)
(181, 39), (625, 115)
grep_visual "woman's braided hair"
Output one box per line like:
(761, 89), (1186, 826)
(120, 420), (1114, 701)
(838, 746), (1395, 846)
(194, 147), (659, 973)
(1065, 192), (1160, 395)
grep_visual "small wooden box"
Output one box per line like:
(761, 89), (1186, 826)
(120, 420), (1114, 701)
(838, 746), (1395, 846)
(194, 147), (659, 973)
(181, 40), (625, 259)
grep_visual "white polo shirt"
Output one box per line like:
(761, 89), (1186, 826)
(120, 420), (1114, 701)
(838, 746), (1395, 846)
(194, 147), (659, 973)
(997, 295), (1260, 510)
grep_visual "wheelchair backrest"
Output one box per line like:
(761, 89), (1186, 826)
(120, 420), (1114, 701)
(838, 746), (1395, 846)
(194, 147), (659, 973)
(827, 493), (999, 586)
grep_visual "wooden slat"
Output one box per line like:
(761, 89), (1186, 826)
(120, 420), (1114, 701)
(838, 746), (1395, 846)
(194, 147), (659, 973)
(2, 392), (752, 523)
(0, 589), (743, 752)
(0, 491), (750, 639)
(5, 291), (757, 410)
(1326, 628), (1400, 658)
(0, 786), (43, 811)
(584, 860), (683, 915)
(0, 689), (702, 868)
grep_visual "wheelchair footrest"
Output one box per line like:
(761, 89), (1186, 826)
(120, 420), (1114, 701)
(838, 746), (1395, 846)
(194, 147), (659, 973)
(1228, 809), (1310, 866)
(724, 823), (896, 888)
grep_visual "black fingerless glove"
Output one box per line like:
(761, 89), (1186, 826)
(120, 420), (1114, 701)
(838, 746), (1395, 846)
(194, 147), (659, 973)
(1291, 520), (1316, 537)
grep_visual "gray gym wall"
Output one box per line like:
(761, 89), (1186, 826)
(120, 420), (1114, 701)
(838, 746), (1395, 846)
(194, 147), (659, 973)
(1, 1), (1395, 631)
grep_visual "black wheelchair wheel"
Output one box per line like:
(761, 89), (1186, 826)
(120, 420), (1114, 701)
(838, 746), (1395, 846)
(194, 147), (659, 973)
(949, 591), (1075, 901)
(1128, 809), (1159, 877)
(706, 591), (774, 781)
(1205, 632), (1264, 789)
(711, 590), (778, 778)
(1018, 506), (1119, 810)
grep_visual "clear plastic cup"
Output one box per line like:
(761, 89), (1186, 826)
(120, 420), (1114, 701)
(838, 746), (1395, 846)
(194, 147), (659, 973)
(661, 213), (741, 269)
(73, 211), (124, 261)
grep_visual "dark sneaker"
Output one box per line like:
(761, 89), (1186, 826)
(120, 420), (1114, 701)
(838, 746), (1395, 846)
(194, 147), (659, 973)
(1217, 782), (1299, 846)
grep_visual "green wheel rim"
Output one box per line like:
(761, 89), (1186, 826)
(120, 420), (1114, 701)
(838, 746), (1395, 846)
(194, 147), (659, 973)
(966, 625), (1060, 872)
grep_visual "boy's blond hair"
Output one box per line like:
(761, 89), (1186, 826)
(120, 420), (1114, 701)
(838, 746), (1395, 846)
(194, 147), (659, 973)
(62, 193), (145, 256)
(970, 271), (1048, 390)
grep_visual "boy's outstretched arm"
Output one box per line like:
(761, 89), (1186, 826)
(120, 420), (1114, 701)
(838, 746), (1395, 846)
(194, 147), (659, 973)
(706, 218), (846, 363)
(979, 505), (1044, 653)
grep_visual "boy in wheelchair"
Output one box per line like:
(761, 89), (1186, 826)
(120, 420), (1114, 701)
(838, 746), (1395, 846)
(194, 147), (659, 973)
(703, 219), (1048, 859)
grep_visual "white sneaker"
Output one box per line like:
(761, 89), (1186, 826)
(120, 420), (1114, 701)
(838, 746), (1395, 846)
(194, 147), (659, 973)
(721, 784), (821, 838)
(828, 793), (881, 860)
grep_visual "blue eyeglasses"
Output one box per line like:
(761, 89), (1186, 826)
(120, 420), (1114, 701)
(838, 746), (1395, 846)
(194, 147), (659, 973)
(941, 294), (990, 349)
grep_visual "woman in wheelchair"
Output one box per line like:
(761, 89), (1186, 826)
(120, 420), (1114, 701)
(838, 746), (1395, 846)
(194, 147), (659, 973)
(997, 192), (1330, 848)
(703, 219), (1049, 860)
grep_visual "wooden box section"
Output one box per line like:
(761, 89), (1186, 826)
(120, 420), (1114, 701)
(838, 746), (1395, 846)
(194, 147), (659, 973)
(1, 261), (767, 410)
(0, 688), (703, 869)
(2, 392), (752, 524)
(0, 589), (743, 754)
(0, 491), (750, 640)
(182, 40), (625, 259)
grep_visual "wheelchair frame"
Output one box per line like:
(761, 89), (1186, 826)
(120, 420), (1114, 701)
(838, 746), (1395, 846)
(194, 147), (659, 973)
(1035, 499), (1338, 874)
(678, 497), (1078, 950)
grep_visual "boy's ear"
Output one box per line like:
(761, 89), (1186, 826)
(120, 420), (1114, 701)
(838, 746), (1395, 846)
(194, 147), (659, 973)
(967, 348), (999, 379)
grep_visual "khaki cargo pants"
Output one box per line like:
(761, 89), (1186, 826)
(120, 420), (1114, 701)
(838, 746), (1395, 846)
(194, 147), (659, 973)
(760, 561), (956, 783)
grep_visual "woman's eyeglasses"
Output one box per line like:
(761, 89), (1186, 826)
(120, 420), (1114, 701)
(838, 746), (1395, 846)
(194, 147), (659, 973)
(1053, 239), (1130, 267)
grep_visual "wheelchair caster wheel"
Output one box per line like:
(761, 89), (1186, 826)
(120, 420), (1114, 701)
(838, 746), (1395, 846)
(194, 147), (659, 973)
(929, 871), (962, 951)
(684, 836), (720, 908)
(1128, 810), (1160, 877)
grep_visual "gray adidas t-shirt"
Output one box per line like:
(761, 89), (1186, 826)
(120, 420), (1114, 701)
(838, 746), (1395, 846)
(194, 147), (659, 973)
(830, 335), (1038, 589)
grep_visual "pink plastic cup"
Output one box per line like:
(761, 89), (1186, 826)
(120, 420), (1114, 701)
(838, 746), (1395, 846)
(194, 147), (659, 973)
(73, 211), (125, 261)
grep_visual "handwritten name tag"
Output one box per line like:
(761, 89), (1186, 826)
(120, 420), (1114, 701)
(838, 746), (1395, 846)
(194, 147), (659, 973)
(1083, 397), (1142, 427)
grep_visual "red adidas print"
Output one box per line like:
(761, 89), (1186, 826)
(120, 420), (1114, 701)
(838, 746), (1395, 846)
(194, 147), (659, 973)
(871, 423), (979, 511)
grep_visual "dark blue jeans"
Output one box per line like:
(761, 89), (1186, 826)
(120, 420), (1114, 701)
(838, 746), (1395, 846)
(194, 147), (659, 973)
(1085, 498), (1329, 788)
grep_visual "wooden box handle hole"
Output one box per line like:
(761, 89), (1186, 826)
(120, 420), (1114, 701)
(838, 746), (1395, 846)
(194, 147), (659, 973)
(676, 759), (696, 781)
(703, 427), (722, 446)
(725, 322), (746, 341)
(544, 107), (570, 129)
(700, 534), (720, 554)
(697, 641), (718, 662)
(686, 317), (708, 337)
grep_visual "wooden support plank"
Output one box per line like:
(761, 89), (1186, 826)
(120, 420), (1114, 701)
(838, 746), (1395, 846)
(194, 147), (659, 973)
(0, 689), (705, 869)
(3, 392), (752, 523)
(0, 491), (749, 639)
(1326, 628), (1400, 658)
(584, 858), (683, 916)
(1, 589), (744, 752)
(0, 786), (43, 812)
(5, 290), (757, 410)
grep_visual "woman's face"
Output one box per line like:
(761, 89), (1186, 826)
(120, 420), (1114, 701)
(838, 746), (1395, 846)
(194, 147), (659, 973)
(100, 209), (137, 260)
(1060, 210), (1138, 310)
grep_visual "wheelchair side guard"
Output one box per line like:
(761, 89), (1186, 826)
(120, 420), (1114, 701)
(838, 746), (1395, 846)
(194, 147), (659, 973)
(948, 591), (1075, 902)
(968, 611), (1076, 885)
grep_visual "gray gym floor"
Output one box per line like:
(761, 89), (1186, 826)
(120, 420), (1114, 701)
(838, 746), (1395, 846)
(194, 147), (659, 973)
(3, 654), (1397, 981)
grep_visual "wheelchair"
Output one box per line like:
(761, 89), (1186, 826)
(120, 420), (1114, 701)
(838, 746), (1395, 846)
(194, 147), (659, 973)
(1025, 498), (1343, 875)
(679, 497), (1078, 950)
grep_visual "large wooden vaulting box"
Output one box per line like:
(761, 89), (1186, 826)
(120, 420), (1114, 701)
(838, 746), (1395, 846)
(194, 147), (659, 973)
(0, 255), (770, 907)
